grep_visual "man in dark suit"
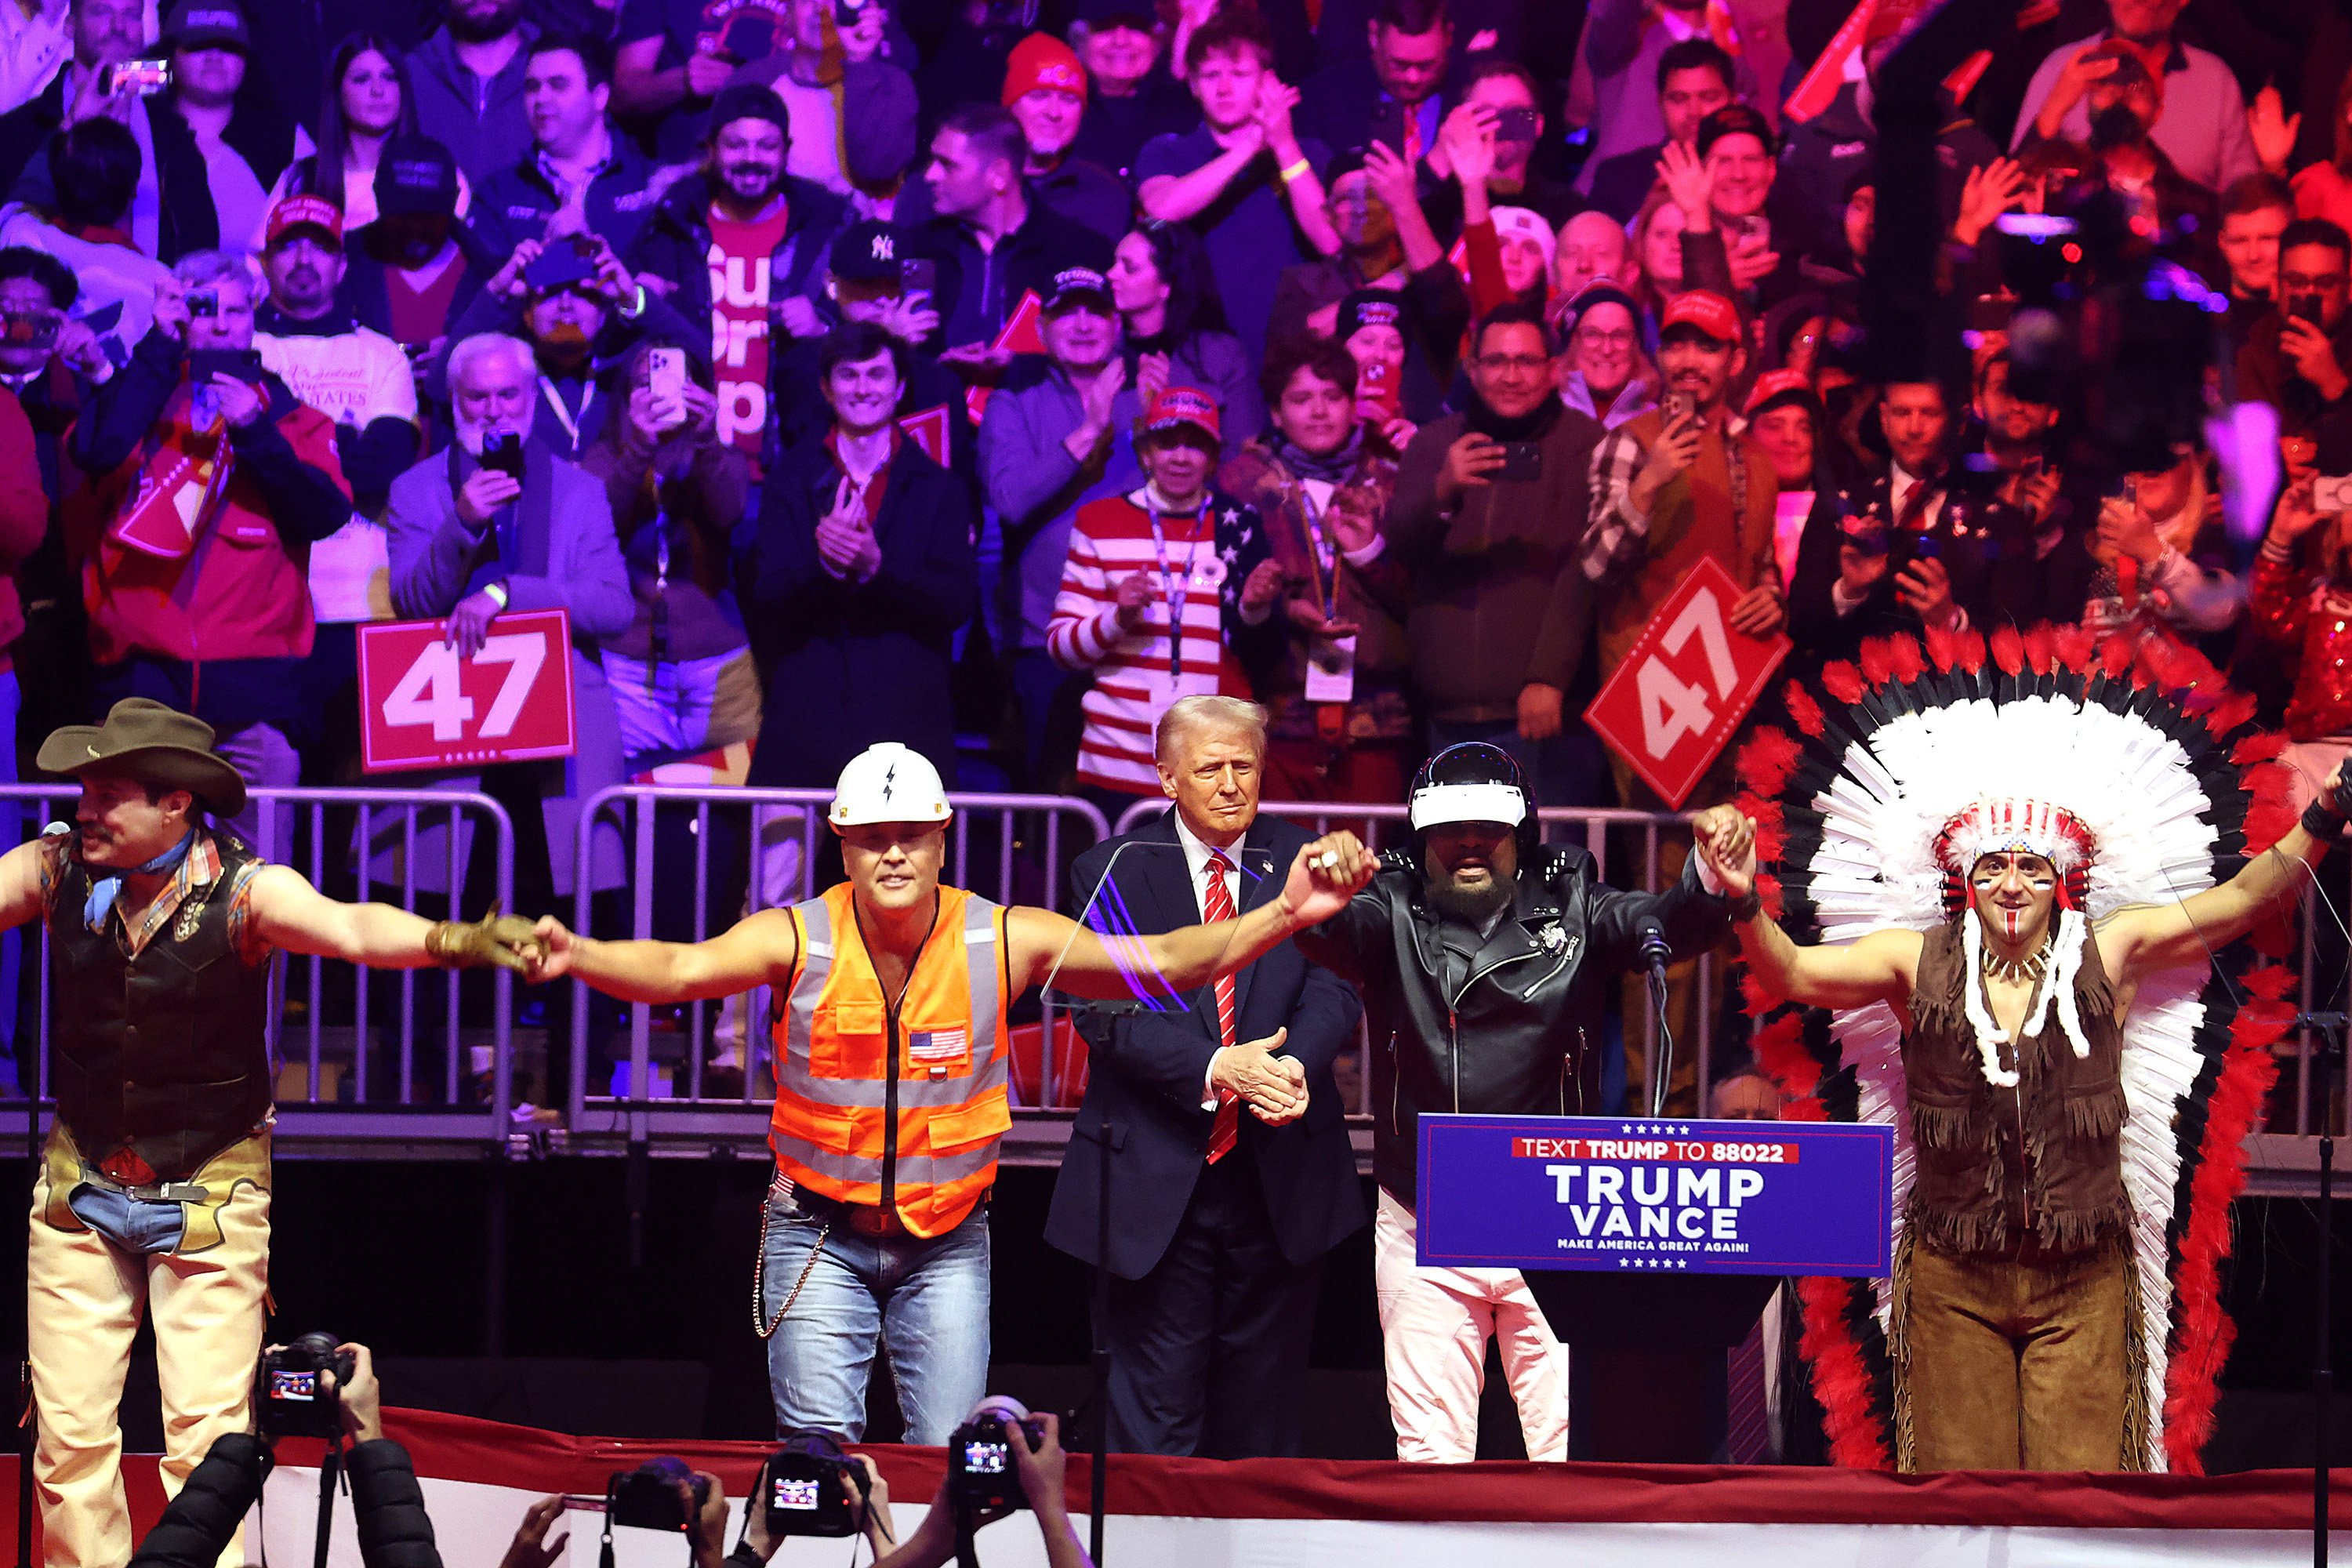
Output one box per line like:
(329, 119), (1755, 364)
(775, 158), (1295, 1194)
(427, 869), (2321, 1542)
(1045, 695), (1367, 1458)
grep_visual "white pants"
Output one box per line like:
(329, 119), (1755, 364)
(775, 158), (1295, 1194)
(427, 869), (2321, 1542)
(1374, 1189), (1568, 1463)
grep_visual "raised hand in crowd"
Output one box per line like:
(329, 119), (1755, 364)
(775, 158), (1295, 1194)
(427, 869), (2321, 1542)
(1066, 358), (1127, 460)
(1659, 138), (1715, 230)
(1952, 158), (2027, 248)
(2096, 491), (2165, 566)
(1135, 350), (1172, 405)
(1517, 680), (1564, 741)
(589, 238), (637, 307)
(498, 1496), (569, 1568)
(876, 290), (941, 346)
(1240, 557), (1285, 619)
(840, 1), (889, 64)
(151, 277), (191, 343)
(1439, 103), (1498, 194)
(1258, 78), (1308, 165)
(1893, 554), (1960, 631)
(775, 292), (826, 339)
(2267, 477), (2325, 551)
(1112, 570), (1156, 629)
(815, 477), (882, 581)
(1726, 583), (1785, 637)
(2281, 314), (2350, 401)
(2032, 44), (2120, 142)
(487, 240), (547, 306)
(2000, 459), (2063, 526)
(1839, 534), (1891, 603)
(209, 374), (265, 429)
(1630, 402), (1704, 510)
(51, 317), (111, 383)
(685, 38), (735, 100)
(1726, 229), (1780, 292)
(457, 463), (524, 528)
(1435, 430), (1507, 509)
(2250, 85), (2300, 176)
(1214, 1025), (1309, 1123)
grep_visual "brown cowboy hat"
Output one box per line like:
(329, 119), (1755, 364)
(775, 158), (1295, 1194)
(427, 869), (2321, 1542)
(35, 699), (248, 818)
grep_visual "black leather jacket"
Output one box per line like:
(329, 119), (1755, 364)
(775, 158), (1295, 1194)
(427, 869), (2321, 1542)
(1295, 846), (1734, 1205)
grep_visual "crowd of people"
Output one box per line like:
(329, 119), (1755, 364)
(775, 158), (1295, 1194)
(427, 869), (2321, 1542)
(0, 0), (2338, 890)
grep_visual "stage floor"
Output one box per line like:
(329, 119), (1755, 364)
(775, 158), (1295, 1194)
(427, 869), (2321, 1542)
(6, 1409), (2346, 1566)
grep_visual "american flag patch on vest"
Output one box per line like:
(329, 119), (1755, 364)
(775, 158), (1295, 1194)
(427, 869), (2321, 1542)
(909, 1028), (967, 1062)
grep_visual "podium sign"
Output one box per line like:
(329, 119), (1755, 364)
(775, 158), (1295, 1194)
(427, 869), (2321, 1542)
(1417, 1113), (1892, 1277)
(358, 610), (577, 773)
(1582, 557), (1791, 808)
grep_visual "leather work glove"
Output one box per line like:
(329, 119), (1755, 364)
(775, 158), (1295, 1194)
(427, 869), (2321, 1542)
(425, 906), (545, 971)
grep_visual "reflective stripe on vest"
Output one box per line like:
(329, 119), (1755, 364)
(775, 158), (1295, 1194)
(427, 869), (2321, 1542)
(771, 883), (1009, 1238)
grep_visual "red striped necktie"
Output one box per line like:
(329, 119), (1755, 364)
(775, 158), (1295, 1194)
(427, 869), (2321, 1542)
(1203, 848), (1240, 1164)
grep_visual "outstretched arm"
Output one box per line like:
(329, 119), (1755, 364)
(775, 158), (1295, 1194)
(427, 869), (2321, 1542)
(1707, 821), (1922, 1010)
(1010, 834), (1377, 1000)
(526, 908), (800, 1002)
(246, 865), (538, 970)
(2099, 775), (2338, 983)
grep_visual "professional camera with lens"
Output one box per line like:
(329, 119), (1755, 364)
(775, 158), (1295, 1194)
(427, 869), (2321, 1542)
(256, 1333), (358, 1440)
(947, 1396), (1044, 1515)
(763, 1431), (865, 1537)
(607, 1457), (710, 1532)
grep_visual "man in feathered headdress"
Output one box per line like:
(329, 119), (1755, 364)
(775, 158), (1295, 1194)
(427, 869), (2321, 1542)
(1713, 753), (2343, 1471)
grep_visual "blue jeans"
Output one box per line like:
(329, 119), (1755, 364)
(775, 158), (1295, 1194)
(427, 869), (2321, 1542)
(758, 1188), (991, 1444)
(1425, 715), (1611, 810)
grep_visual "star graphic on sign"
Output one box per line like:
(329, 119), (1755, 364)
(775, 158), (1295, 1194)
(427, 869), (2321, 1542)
(1221, 507), (1239, 525)
(1620, 1123), (1633, 1134)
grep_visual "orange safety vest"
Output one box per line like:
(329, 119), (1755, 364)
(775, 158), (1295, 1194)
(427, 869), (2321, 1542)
(771, 882), (1012, 1238)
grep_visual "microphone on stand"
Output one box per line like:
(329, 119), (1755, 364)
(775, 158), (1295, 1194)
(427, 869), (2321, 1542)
(1636, 917), (1675, 1120)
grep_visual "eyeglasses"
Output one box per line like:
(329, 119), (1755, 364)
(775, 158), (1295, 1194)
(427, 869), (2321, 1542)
(1476, 354), (1550, 373)
(1573, 328), (1636, 350)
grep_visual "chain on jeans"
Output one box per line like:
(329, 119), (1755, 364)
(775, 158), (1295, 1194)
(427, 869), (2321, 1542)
(750, 1196), (833, 1340)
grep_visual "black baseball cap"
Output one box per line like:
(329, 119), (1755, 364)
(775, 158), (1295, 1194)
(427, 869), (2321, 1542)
(163, 0), (248, 49)
(374, 135), (460, 219)
(1697, 103), (1776, 160)
(829, 220), (904, 284)
(1044, 266), (1112, 314)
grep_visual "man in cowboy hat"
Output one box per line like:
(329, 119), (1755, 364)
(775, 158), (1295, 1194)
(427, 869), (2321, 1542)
(3, 699), (538, 1566)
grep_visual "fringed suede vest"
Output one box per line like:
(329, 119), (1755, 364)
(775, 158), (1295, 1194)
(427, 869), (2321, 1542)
(1903, 916), (2133, 1255)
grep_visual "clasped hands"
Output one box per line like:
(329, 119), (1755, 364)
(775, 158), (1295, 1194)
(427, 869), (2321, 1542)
(1212, 1025), (1308, 1126)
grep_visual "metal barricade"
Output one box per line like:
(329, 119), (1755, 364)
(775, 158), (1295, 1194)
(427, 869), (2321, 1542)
(566, 786), (1110, 1142)
(1110, 799), (1718, 1116)
(0, 784), (517, 1148)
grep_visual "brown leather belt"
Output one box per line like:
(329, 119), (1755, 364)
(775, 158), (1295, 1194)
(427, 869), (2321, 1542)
(842, 1203), (909, 1238)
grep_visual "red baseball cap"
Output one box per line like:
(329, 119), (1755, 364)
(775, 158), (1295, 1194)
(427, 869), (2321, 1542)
(1141, 386), (1221, 445)
(1660, 289), (1741, 346)
(266, 194), (343, 248)
(1003, 33), (1087, 107)
(1744, 368), (1818, 417)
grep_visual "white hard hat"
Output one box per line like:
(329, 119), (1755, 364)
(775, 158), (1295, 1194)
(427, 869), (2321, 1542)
(829, 742), (952, 828)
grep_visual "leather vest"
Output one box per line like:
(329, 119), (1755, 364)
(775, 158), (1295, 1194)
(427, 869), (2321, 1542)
(1903, 916), (2134, 1256)
(46, 833), (274, 1184)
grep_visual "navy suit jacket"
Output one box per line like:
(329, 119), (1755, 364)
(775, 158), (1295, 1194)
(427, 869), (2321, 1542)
(1044, 809), (1367, 1280)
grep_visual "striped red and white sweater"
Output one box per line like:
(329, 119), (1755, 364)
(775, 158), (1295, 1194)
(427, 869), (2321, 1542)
(1046, 485), (1278, 793)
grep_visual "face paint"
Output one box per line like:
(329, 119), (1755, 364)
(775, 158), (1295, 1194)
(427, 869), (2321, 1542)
(1972, 852), (2059, 948)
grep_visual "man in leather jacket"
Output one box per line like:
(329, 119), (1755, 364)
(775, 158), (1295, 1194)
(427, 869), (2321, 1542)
(1290, 741), (1750, 1462)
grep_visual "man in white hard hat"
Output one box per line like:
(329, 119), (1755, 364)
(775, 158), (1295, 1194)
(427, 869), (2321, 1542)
(526, 739), (1376, 1443)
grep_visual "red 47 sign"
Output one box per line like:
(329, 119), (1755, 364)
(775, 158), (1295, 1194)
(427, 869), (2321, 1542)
(357, 609), (578, 774)
(1582, 558), (1790, 808)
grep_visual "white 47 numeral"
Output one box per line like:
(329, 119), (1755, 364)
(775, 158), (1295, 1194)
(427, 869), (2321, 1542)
(1637, 587), (1740, 760)
(382, 633), (546, 742)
